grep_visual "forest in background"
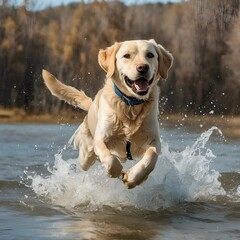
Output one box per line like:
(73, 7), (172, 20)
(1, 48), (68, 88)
(0, 0), (240, 115)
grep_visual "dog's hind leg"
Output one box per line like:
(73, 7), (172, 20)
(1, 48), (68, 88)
(78, 141), (96, 171)
(70, 118), (97, 171)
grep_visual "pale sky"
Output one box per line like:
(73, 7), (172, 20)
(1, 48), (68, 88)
(11, 0), (182, 10)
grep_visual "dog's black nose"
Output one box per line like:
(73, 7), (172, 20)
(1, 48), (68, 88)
(136, 64), (149, 74)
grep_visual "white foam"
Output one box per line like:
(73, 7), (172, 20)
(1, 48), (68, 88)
(27, 127), (227, 211)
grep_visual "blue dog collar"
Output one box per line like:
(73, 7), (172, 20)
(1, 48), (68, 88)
(114, 83), (145, 106)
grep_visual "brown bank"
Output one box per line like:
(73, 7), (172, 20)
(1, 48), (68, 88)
(0, 108), (239, 139)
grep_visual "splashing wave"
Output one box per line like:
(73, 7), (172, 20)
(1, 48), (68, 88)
(25, 127), (228, 211)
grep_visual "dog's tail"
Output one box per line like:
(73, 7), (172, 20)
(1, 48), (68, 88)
(42, 69), (92, 111)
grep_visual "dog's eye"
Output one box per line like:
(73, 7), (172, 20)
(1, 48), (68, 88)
(123, 53), (131, 59)
(147, 52), (154, 58)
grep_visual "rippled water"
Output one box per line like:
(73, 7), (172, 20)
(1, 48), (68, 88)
(0, 123), (240, 239)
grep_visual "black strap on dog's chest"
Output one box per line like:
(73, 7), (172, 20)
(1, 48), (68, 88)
(126, 141), (133, 160)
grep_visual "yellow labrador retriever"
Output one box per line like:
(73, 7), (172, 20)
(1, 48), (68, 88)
(42, 39), (173, 188)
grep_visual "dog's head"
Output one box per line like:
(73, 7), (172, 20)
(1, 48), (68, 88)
(98, 39), (173, 99)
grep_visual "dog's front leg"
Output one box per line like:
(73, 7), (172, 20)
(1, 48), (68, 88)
(122, 139), (161, 189)
(94, 138), (123, 178)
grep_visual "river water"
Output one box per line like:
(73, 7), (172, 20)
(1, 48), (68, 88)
(0, 122), (240, 239)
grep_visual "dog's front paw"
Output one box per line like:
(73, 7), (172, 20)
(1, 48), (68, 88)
(103, 155), (123, 178)
(121, 171), (135, 189)
(121, 170), (148, 189)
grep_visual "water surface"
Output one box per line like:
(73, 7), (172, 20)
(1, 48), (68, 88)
(0, 123), (240, 239)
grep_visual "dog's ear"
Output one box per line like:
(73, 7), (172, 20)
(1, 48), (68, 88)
(98, 42), (121, 78)
(149, 39), (173, 80)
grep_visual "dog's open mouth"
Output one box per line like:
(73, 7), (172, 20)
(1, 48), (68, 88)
(125, 76), (154, 96)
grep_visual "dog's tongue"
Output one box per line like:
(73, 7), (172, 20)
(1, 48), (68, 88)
(134, 78), (149, 92)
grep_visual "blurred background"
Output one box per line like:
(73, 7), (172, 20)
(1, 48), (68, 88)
(0, 0), (239, 116)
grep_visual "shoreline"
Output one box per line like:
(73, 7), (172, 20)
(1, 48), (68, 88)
(0, 108), (239, 139)
(160, 114), (240, 140)
(0, 108), (86, 124)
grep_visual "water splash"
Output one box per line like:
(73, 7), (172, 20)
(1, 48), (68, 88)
(158, 127), (225, 205)
(25, 127), (227, 211)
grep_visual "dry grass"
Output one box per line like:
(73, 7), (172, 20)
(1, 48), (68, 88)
(0, 108), (85, 124)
